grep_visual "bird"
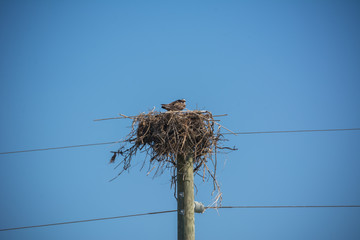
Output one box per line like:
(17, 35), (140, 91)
(161, 99), (186, 111)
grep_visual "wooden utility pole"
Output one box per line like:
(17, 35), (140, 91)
(177, 153), (195, 240)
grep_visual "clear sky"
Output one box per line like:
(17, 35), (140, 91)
(1, 0), (360, 239)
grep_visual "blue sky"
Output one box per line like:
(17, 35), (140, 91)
(0, 0), (360, 239)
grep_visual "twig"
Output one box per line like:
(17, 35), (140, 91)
(213, 122), (238, 135)
(93, 117), (125, 121)
(95, 111), (227, 122)
(119, 113), (135, 119)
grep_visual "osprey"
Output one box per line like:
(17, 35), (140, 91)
(161, 99), (186, 111)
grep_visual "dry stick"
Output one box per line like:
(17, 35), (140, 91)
(94, 113), (136, 121)
(94, 111), (227, 122)
(213, 121), (238, 135)
(109, 169), (125, 182)
(93, 117), (124, 121)
(202, 162), (222, 206)
(146, 165), (157, 176)
(119, 113), (135, 119)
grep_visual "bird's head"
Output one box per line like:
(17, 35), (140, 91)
(178, 99), (186, 103)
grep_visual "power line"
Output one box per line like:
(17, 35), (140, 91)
(0, 210), (177, 232)
(1, 127), (359, 155)
(223, 128), (360, 135)
(0, 141), (119, 155)
(210, 205), (360, 209)
(1, 205), (359, 232)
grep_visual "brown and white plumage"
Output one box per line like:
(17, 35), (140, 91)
(161, 99), (186, 111)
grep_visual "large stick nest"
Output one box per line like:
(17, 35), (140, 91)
(110, 110), (235, 205)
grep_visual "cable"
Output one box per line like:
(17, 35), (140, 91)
(1, 205), (359, 232)
(0, 210), (176, 232)
(0, 141), (119, 155)
(223, 128), (360, 135)
(208, 205), (360, 209)
(1, 128), (359, 155)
